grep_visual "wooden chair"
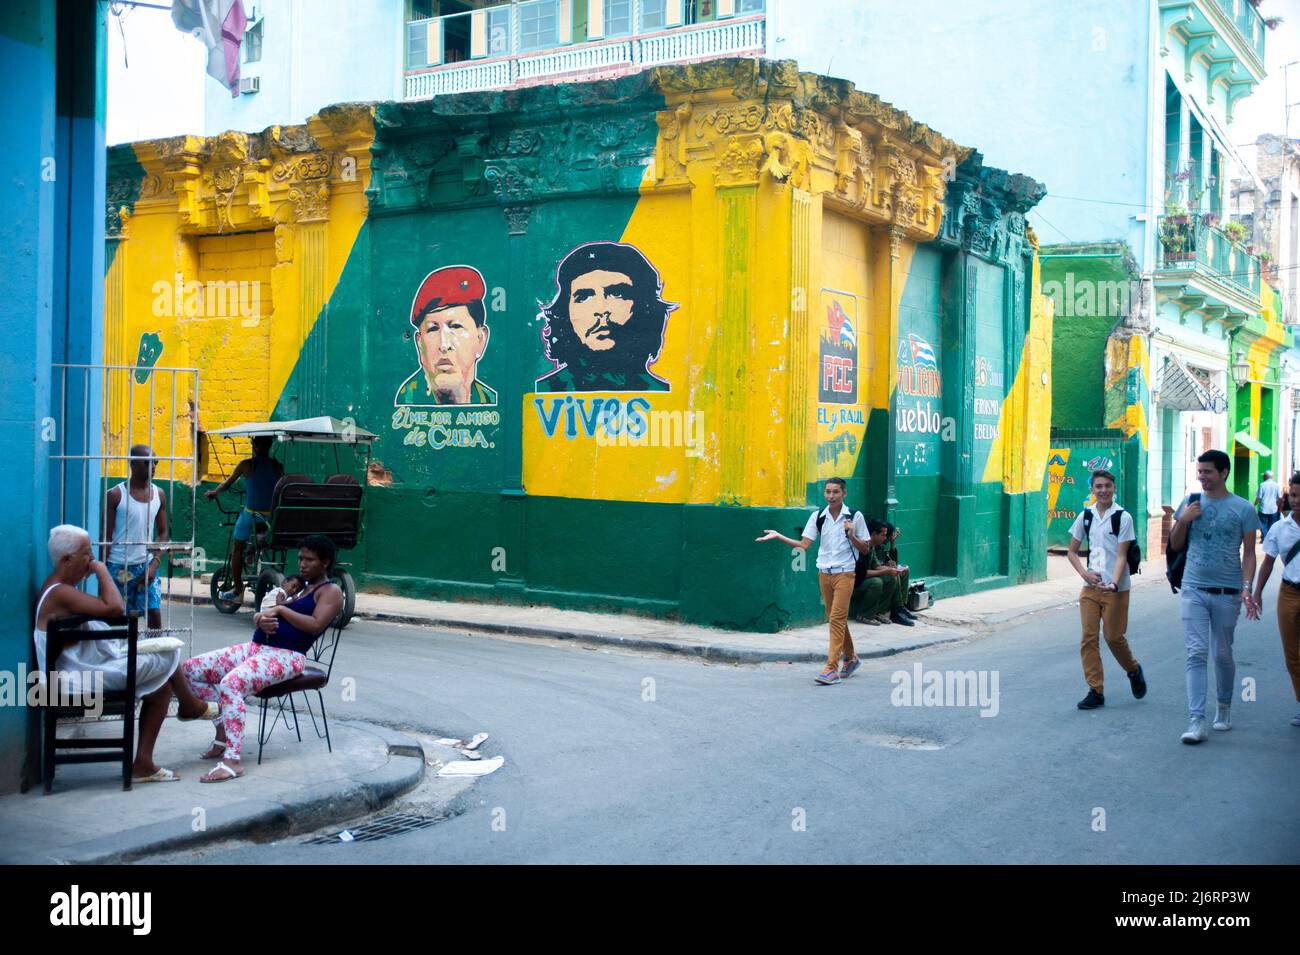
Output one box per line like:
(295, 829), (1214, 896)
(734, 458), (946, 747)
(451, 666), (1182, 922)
(41, 615), (138, 793)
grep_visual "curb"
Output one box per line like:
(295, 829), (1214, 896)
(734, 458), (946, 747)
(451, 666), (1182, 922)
(176, 592), (969, 664)
(7, 721), (424, 864)
(922, 574), (1166, 629)
(360, 608), (967, 663)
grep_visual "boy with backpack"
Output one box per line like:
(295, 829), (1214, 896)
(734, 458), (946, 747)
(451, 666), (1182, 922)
(1170, 450), (1260, 743)
(756, 477), (874, 686)
(1247, 471), (1300, 729)
(1066, 469), (1147, 710)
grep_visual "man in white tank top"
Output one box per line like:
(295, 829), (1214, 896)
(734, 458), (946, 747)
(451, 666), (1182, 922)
(102, 445), (169, 631)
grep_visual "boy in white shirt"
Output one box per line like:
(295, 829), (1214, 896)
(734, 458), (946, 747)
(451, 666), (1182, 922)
(1067, 469), (1147, 710)
(756, 478), (875, 686)
(1248, 471), (1300, 727)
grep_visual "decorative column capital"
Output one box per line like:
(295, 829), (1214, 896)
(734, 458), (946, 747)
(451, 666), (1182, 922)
(503, 204), (533, 235)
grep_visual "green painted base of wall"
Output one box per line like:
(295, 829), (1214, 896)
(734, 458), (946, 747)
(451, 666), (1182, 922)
(173, 475), (1049, 633)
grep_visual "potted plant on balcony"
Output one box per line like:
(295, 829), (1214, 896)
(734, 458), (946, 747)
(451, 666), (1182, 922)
(1224, 220), (1248, 246)
(1260, 249), (1278, 284)
(1161, 202), (1194, 262)
(1201, 211), (1221, 229)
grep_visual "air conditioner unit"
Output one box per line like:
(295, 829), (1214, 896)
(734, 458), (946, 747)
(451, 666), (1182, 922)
(239, 75), (260, 94)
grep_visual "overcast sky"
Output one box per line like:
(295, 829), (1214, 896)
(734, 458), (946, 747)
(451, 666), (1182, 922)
(107, 1), (1300, 154)
(1229, 0), (1300, 168)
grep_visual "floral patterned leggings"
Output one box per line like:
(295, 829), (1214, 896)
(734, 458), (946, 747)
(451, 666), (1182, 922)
(182, 642), (306, 761)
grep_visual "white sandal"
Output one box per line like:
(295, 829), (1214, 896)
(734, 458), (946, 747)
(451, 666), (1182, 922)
(199, 760), (243, 784)
(200, 739), (228, 759)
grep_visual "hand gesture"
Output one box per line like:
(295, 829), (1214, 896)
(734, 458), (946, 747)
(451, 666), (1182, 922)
(1084, 570), (1104, 587)
(1180, 501), (1202, 524)
(1244, 594), (1261, 621)
(86, 559), (108, 582)
(204, 489), (217, 500)
(255, 609), (279, 634)
(755, 529), (783, 543)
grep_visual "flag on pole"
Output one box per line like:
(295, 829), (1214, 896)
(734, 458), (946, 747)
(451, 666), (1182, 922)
(172, 0), (248, 98)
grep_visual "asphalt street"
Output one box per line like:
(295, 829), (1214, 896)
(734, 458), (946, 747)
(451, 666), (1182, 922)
(156, 578), (1300, 864)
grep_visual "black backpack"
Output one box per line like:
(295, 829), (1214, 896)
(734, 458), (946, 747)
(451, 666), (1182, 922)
(1165, 492), (1200, 593)
(815, 507), (869, 587)
(1081, 506), (1141, 577)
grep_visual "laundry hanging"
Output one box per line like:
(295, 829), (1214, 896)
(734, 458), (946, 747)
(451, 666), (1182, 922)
(171, 0), (248, 98)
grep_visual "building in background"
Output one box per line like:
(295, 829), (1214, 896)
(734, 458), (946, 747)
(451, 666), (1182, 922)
(768, 0), (1289, 554)
(1234, 133), (1300, 480)
(106, 58), (1054, 629)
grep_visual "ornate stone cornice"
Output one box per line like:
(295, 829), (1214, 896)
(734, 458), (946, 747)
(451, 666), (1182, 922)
(111, 105), (375, 234)
(648, 58), (972, 241)
(936, 151), (1047, 263)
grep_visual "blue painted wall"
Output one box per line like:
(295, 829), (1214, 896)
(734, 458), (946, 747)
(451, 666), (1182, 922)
(0, 0), (105, 793)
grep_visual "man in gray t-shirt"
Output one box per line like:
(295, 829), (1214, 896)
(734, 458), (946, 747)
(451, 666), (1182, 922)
(1170, 450), (1261, 745)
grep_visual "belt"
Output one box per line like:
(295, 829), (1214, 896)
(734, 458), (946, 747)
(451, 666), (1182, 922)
(820, 565), (856, 575)
(1189, 586), (1240, 595)
(1283, 579), (1300, 591)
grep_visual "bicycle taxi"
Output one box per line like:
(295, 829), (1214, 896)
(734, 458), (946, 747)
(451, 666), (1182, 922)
(205, 416), (376, 627)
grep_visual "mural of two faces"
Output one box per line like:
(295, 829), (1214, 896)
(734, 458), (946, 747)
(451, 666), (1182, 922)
(394, 241), (677, 406)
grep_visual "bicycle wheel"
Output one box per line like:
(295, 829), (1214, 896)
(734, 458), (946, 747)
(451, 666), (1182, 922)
(210, 567), (243, 614)
(332, 569), (357, 628)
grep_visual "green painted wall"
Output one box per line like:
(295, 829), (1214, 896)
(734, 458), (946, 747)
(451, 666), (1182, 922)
(1039, 245), (1135, 430)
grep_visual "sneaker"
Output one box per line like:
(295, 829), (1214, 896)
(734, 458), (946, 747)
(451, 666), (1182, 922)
(890, 609), (915, 627)
(860, 615), (882, 626)
(1181, 717), (1209, 744)
(1212, 703), (1232, 732)
(814, 667), (841, 686)
(839, 656), (861, 680)
(218, 589), (239, 602)
(1127, 664), (1147, 700)
(874, 613), (891, 626)
(1077, 688), (1105, 710)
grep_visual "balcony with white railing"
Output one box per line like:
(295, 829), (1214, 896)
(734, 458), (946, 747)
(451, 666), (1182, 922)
(404, 1), (766, 101)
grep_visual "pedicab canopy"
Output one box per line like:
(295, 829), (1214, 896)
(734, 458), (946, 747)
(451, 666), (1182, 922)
(208, 417), (377, 444)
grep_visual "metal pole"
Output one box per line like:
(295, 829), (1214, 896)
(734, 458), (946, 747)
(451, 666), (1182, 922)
(59, 365), (68, 526)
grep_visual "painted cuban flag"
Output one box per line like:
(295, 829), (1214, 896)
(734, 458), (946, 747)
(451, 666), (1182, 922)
(908, 334), (938, 370)
(827, 301), (856, 347)
(172, 0), (249, 98)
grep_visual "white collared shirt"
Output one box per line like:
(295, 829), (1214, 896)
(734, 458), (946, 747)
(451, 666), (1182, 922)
(1069, 503), (1136, 592)
(802, 506), (869, 572)
(1263, 513), (1300, 584)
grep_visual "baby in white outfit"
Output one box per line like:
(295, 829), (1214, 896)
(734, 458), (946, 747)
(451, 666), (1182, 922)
(258, 574), (303, 613)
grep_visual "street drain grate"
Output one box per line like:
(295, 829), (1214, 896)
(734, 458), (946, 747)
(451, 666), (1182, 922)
(306, 812), (440, 845)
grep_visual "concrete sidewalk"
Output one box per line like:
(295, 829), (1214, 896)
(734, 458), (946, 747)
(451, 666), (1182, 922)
(334, 555), (1169, 664)
(0, 718), (425, 864)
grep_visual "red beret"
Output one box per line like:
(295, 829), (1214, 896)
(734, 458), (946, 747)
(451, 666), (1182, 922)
(410, 266), (486, 324)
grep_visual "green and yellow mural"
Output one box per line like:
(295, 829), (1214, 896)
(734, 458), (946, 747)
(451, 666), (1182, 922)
(104, 58), (1054, 630)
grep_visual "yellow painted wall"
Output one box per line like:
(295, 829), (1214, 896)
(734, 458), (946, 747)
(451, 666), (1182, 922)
(105, 110), (375, 483)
